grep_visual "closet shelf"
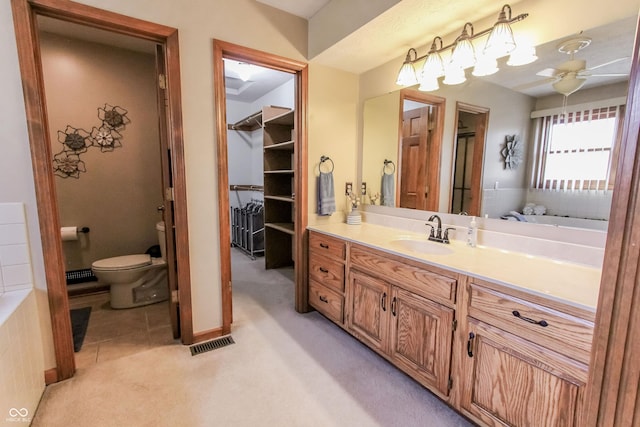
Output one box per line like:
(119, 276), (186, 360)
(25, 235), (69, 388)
(228, 110), (262, 131)
(264, 170), (294, 174)
(263, 109), (294, 126)
(266, 222), (295, 235)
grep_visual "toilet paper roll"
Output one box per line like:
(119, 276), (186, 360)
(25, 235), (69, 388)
(61, 226), (78, 241)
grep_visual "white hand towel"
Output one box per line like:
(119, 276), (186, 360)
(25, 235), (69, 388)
(318, 172), (336, 216)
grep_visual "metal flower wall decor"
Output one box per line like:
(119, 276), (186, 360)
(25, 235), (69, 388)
(53, 104), (130, 178)
(500, 134), (523, 170)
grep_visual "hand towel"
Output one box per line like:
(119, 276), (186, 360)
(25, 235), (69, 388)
(317, 172), (336, 216)
(381, 173), (394, 207)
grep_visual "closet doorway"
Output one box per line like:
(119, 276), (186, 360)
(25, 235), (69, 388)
(450, 103), (489, 217)
(213, 41), (308, 333)
(11, 0), (192, 382)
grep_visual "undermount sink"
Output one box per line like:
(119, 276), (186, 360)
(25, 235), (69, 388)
(390, 238), (454, 255)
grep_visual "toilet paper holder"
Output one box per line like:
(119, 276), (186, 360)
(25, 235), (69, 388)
(78, 227), (90, 233)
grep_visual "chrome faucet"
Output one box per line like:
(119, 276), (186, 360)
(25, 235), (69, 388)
(427, 214), (454, 244)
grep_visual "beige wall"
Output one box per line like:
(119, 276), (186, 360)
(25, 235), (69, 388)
(307, 63), (359, 225)
(40, 32), (163, 271)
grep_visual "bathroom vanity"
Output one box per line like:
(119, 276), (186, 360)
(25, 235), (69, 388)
(307, 223), (598, 427)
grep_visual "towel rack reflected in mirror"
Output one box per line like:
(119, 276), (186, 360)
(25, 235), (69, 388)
(320, 155), (334, 173)
(383, 159), (395, 175)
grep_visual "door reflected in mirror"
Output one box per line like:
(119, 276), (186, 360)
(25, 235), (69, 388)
(451, 103), (489, 216)
(398, 90), (445, 211)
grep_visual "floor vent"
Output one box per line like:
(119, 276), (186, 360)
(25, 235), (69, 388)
(190, 336), (235, 356)
(66, 268), (97, 285)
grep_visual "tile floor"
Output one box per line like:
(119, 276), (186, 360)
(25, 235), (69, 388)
(68, 290), (177, 369)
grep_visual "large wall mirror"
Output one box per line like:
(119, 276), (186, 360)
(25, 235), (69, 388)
(361, 14), (636, 232)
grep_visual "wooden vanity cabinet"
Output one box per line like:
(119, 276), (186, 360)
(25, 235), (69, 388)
(458, 279), (592, 427)
(308, 232), (346, 324)
(306, 231), (595, 426)
(347, 244), (457, 397)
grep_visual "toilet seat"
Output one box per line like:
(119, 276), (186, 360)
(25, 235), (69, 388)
(92, 254), (151, 271)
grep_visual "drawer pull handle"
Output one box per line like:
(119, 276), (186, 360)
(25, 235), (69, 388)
(319, 295), (328, 303)
(381, 292), (387, 311)
(391, 296), (397, 316)
(319, 267), (329, 273)
(467, 332), (475, 357)
(512, 310), (549, 327)
(319, 243), (329, 249)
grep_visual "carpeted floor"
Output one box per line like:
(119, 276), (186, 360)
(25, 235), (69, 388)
(31, 249), (472, 426)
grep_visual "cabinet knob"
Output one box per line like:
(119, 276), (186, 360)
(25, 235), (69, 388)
(319, 267), (329, 273)
(319, 295), (328, 303)
(381, 292), (387, 311)
(319, 243), (329, 249)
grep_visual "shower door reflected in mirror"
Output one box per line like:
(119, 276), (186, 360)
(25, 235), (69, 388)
(450, 103), (489, 216)
(398, 90), (445, 211)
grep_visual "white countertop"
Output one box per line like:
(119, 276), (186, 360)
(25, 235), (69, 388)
(308, 223), (602, 312)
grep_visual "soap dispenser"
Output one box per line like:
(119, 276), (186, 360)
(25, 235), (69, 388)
(467, 216), (478, 247)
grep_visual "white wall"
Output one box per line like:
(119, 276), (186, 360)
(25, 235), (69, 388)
(0, 0), (56, 370)
(0, 203), (45, 425)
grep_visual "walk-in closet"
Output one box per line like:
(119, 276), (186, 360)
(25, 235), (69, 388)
(224, 60), (297, 269)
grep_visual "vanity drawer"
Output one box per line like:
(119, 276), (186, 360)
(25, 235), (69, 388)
(468, 284), (594, 364)
(309, 232), (346, 261)
(309, 252), (345, 293)
(309, 280), (344, 324)
(350, 245), (456, 305)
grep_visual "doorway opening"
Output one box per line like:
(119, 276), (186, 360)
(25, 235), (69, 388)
(450, 103), (489, 217)
(11, 0), (192, 382)
(213, 40), (308, 333)
(37, 16), (176, 368)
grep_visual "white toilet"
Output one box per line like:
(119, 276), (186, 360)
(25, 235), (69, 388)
(92, 222), (168, 309)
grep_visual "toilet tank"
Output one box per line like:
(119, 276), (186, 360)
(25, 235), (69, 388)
(156, 221), (166, 260)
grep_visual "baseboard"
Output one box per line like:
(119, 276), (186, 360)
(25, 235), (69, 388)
(191, 327), (225, 344)
(44, 367), (58, 385)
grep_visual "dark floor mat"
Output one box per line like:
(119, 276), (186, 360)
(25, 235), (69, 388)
(70, 307), (92, 352)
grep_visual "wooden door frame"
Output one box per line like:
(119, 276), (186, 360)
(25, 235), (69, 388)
(397, 89), (445, 211)
(10, 0), (193, 383)
(450, 102), (489, 216)
(584, 14), (640, 425)
(212, 39), (309, 334)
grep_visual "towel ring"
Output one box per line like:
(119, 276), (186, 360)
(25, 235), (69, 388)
(383, 159), (395, 175)
(320, 155), (334, 173)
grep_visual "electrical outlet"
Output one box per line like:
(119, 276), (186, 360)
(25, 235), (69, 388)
(345, 182), (353, 195)
(361, 182), (367, 195)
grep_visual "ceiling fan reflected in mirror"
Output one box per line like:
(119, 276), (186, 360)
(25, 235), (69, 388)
(516, 35), (628, 96)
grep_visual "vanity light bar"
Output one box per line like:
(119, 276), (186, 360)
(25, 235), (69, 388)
(396, 4), (532, 90)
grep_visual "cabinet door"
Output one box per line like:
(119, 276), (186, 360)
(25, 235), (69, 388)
(460, 318), (587, 427)
(347, 270), (390, 354)
(390, 287), (454, 396)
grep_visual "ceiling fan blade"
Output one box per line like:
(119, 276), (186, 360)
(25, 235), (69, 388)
(512, 77), (556, 92)
(587, 57), (630, 71)
(586, 73), (629, 77)
(536, 68), (560, 78)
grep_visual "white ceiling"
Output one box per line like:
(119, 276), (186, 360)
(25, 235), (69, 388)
(255, 0), (330, 19)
